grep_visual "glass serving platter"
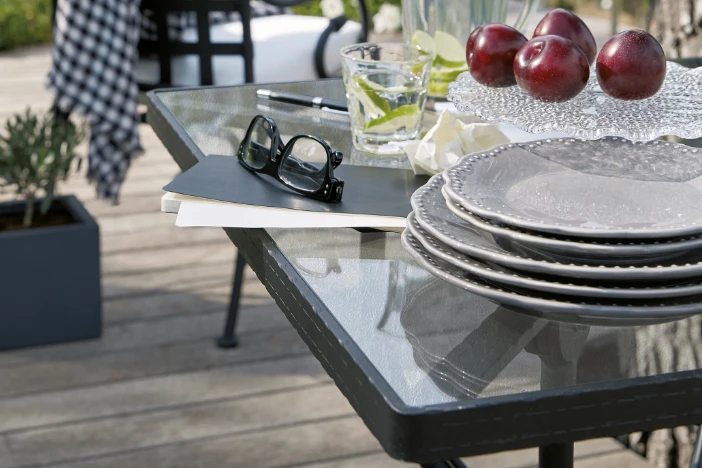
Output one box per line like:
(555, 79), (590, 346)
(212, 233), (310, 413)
(446, 62), (702, 142)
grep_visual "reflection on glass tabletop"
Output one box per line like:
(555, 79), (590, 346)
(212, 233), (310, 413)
(269, 227), (702, 407)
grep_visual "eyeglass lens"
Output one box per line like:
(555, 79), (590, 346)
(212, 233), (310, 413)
(279, 137), (329, 192)
(243, 118), (273, 170)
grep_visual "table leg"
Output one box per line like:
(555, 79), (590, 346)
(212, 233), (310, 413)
(216, 252), (247, 348)
(539, 443), (574, 468)
(526, 323), (585, 468)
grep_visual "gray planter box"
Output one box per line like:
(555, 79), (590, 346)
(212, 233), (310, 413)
(0, 195), (102, 350)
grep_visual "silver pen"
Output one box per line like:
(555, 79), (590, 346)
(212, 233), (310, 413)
(257, 89), (348, 113)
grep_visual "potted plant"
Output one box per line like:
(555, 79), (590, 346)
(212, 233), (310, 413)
(0, 109), (102, 350)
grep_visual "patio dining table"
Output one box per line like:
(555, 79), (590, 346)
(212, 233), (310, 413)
(146, 79), (702, 468)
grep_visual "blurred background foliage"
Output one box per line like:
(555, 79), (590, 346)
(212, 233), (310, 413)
(546, 0), (650, 29)
(0, 0), (53, 51)
(291, 0), (402, 24)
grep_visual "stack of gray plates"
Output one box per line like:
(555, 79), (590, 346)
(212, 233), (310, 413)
(402, 137), (702, 325)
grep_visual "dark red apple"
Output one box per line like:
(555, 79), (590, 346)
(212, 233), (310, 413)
(596, 29), (666, 100)
(466, 25), (485, 63)
(513, 35), (590, 102)
(467, 24), (527, 87)
(533, 8), (597, 65)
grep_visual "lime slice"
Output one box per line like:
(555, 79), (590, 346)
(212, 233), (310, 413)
(434, 31), (466, 68)
(411, 62), (426, 76)
(360, 76), (410, 94)
(352, 76), (391, 114)
(412, 30), (435, 56)
(364, 104), (421, 132)
(428, 81), (449, 97)
(430, 67), (469, 81)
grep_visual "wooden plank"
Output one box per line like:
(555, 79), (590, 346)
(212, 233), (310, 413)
(104, 283), (231, 325)
(7, 384), (352, 467)
(0, 355), (327, 434)
(302, 440), (651, 468)
(101, 242), (233, 276)
(104, 279), (277, 325)
(0, 302), (290, 369)
(79, 211), (177, 236)
(300, 451), (410, 467)
(39, 416), (380, 468)
(80, 194), (166, 219)
(0, 436), (15, 468)
(574, 438), (632, 458)
(104, 286), (276, 325)
(462, 438), (649, 468)
(101, 261), (235, 298)
(99, 163), (179, 182)
(100, 227), (228, 257)
(576, 451), (651, 468)
(0, 327), (307, 399)
(60, 176), (178, 205)
(0, 94), (55, 111)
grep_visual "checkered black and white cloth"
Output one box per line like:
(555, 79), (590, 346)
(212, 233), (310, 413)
(49, 0), (143, 203)
(48, 0), (287, 203)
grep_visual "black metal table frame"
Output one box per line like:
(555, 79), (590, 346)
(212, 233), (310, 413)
(147, 85), (702, 468)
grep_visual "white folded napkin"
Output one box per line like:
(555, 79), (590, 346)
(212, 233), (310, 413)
(405, 110), (510, 175)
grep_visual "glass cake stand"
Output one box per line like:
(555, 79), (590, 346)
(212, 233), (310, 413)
(446, 61), (702, 142)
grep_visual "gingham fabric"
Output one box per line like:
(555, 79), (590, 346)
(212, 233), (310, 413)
(48, 0), (287, 203)
(49, 0), (143, 203)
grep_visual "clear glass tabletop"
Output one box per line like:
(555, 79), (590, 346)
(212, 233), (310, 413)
(156, 81), (702, 409)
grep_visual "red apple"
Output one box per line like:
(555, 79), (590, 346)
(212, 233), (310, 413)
(596, 29), (666, 100)
(533, 8), (597, 65)
(468, 24), (527, 87)
(513, 35), (590, 102)
(466, 25), (485, 63)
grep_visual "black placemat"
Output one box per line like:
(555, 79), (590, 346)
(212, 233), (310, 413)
(164, 155), (429, 218)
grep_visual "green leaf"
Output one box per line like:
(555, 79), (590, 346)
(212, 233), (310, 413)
(0, 0), (53, 51)
(40, 190), (53, 215)
(0, 107), (86, 226)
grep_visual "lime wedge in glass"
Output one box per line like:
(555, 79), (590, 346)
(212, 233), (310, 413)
(364, 104), (421, 132)
(412, 30), (435, 56)
(433, 31), (467, 68)
(430, 67), (469, 81)
(428, 81), (449, 97)
(360, 76), (411, 94)
(352, 76), (392, 115)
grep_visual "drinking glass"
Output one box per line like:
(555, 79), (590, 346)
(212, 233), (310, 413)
(341, 42), (432, 155)
(402, 0), (539, 99)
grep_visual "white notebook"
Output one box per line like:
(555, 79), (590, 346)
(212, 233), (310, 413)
(161, 192), (406, 231)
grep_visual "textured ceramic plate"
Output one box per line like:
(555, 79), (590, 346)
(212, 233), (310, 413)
(441, 187), (702, 265)
(442, 138), (702, 239)
(446, 61), (702, 142)
(402, 230), (701, 326)
(412, 175), (702, 281)
(408, 213), (702, 300)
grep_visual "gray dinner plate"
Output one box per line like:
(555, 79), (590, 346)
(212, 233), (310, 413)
(441, 186), (702, 266)
(411, 175), (702, 282)
(402, 230), (702, 326)
(442, 137), (702, 239)
(407, 213), (702, 300)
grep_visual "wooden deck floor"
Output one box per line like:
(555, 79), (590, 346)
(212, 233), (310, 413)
(0, 46), (650, 468)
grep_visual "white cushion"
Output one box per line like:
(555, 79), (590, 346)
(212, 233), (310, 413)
(136, 15), (361, 86)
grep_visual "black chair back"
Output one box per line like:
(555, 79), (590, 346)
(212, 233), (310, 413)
(138, 0), (255, 89)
